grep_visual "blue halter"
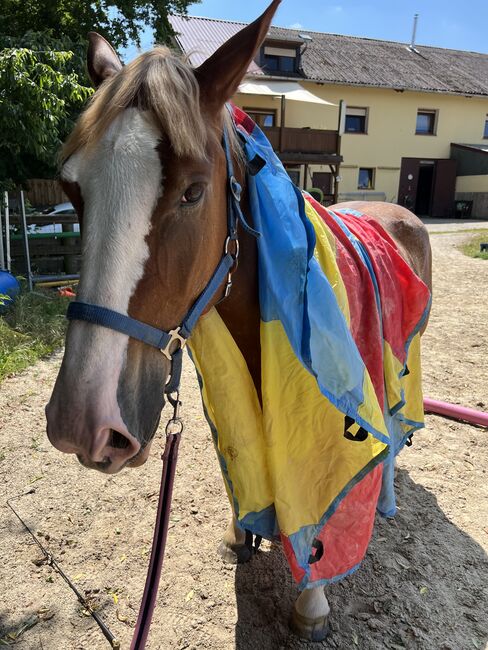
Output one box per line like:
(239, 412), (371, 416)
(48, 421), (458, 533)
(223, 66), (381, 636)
(66, 118), (258, 396)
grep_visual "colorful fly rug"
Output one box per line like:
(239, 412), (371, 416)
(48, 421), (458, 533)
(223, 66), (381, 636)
(188, 106), (431, 589)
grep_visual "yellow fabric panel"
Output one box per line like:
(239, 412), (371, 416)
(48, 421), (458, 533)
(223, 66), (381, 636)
(383, 340), (405, 411)
(188, 309), (273, 518)
(357, 371), (390, 439)
(261, 319), (387, 536)
(383, 336), (424, 427)
(398, 334), (424, 428)
(304, 201), (351, 326)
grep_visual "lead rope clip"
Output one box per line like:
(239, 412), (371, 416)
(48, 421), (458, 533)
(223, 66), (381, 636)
(165, 391), (183, 437)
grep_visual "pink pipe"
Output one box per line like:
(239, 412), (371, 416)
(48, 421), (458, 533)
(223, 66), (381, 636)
(424, 397), (488, 428)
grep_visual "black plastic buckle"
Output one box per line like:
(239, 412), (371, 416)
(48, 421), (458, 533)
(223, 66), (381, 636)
(308, 539), (324, 565)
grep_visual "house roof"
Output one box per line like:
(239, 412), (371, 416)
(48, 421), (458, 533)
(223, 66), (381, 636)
(451, 143), (488, 154)
(169, 15), (488, 98)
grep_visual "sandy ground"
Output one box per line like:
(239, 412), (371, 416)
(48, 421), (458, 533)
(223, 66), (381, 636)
(1, 222), (487, 650)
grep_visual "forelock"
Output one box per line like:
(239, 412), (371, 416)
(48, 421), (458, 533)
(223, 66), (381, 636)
(62, 47), (209, 162)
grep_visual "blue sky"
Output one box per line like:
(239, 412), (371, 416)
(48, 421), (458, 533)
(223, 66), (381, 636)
(124, 0), (487, 59)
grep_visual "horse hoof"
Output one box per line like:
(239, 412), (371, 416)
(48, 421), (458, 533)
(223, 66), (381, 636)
(289, 608), (329, 642)
(218, 541), (252, 564)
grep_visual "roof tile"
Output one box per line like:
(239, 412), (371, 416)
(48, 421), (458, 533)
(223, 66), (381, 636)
(169, 15), (488, 97)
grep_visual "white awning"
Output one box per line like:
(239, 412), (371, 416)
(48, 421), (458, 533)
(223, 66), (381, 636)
(237, 80), (336, 106)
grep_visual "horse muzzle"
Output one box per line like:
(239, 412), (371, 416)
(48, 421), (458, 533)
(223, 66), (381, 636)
(45, 399), (143, 474)
(45, 322), (168, 474)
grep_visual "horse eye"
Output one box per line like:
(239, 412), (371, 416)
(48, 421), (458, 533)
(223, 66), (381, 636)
(181, 183), (204, 205)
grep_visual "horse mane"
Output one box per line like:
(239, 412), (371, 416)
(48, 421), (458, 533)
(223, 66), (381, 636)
(62, 47), (223, 162)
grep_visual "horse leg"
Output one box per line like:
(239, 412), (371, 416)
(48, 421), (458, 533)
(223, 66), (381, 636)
(290, 587), (330, 641)
(218, 515), (252, 564)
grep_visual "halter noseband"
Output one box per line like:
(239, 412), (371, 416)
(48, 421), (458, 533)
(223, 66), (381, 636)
(66, 118), (258, 396)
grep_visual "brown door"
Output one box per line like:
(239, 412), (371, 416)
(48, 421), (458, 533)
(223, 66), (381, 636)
(398, 158), (420, 210)
(431, 159), (457, 217)
(312, 172), (333, 196)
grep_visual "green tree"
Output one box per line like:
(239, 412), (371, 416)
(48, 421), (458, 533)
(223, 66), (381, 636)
(0, 0), (199, 190)
(0, 32), (93, 189)
(0, 0), (199, 50)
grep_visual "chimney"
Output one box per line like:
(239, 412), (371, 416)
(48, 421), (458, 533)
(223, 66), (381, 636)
(410, 13), (419, 51)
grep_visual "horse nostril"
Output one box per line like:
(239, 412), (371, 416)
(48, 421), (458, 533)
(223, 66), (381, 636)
(109, 429), (131, 450)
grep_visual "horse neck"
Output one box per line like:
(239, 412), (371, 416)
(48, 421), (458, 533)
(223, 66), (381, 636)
(216, 185), (262, 400)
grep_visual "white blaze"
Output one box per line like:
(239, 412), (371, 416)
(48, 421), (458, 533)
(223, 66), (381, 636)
(59, 109), (163, 429)
(63, 108), (162, 313)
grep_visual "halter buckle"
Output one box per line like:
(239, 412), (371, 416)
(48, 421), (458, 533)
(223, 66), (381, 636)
(160, 328), (187, 360)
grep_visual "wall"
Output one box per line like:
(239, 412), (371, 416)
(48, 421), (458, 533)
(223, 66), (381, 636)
(235, 85), (488, 203)
(456, 175), (488, 192)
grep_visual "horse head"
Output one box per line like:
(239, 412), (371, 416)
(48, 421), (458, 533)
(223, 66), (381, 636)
(46, 1), (281, 473)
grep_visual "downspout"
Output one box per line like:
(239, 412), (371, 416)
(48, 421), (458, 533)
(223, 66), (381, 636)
(334, 100), (346, 204)
(279, 94), (286, 153)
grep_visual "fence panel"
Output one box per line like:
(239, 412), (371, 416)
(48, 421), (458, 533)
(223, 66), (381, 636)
(26, 179), (67, 207)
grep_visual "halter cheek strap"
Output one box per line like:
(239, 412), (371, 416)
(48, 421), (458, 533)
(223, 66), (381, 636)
(66, 119), (257, 395)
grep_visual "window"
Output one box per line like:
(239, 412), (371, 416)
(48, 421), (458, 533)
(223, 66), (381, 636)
(358, 168), (375, 190)
(243, 108), (276, 128)
(262, 45), (298, 74)
(345, 107), (368, 134)
(263, 54), (296, 72)
(484, 115), (488, 139)
(416, 109), (437, 135)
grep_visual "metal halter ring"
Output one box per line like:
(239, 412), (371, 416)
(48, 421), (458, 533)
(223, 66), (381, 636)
(225, 236), (240, 260)
(160, 327), (187, 361)
(165, 417), (184, 436)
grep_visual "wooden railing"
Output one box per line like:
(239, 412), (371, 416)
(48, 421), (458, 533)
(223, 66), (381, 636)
(263, 127), (339, 154)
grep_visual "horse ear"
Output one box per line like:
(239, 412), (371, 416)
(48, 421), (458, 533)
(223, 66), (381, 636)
(87, 32), (123, 88)
(195, 0), (281, 111)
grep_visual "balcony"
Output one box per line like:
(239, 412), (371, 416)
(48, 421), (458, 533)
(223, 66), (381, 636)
(262, 126), (341, 165)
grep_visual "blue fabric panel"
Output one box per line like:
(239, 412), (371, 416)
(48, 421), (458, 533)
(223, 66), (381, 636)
(242, 124), (370, 412)
(239, 505), (280, 540)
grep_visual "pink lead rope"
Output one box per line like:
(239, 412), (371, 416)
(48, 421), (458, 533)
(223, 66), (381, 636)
(130, 394), (183, 650)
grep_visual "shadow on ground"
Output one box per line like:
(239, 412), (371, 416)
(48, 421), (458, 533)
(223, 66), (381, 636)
(234, 469), (488, 650)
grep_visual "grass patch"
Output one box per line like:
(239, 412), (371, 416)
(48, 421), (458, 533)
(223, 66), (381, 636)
(0, 290), (70, 382)
(430, 228), (488, 236)
(459, 230), (488, 260)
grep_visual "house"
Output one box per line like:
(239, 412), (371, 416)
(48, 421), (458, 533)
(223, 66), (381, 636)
(169, 14), (488, 217)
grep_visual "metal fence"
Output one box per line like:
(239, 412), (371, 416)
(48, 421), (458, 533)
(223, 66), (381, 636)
(1, 190), (81, 289)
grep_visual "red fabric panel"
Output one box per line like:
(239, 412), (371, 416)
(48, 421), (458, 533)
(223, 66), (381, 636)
(281, 534), (307, 584)
(337, 211), (430, 364)
(309, 464), (383, 582)
(231, 103), (255, 136)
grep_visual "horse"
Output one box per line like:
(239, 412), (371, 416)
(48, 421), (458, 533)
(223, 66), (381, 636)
(46, 0), (432, 641)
